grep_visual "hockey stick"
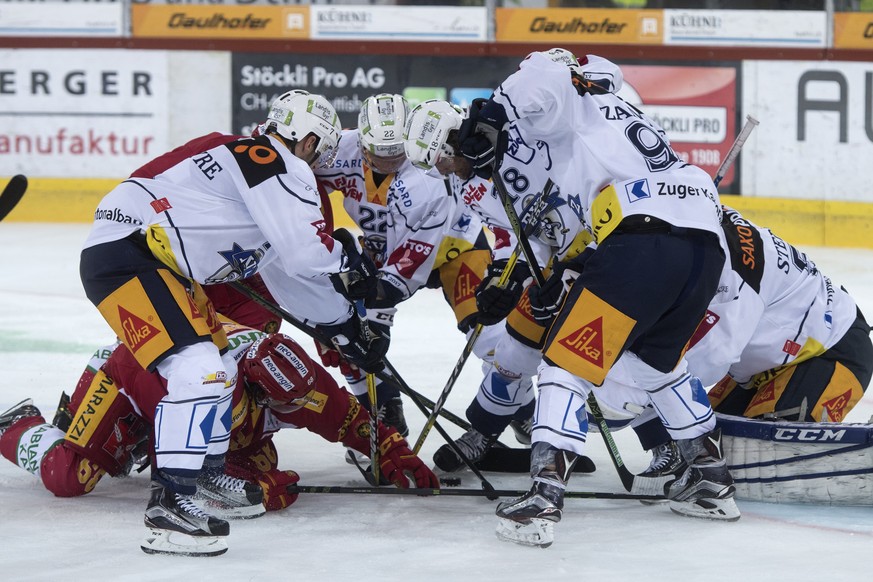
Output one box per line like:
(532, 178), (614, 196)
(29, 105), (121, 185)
(411, 180), (557, 455)
(0, 175), (28, 222)
(226, 280), (500, 496)
(714, 115), (759, 188)
(287, 484), (663, 501)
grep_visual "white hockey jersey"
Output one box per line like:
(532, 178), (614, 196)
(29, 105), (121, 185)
(315, 129), (483, 301)
(491, 52), (723, 248)
(686, 207), (858, 387)
(82, 132), (351, 325)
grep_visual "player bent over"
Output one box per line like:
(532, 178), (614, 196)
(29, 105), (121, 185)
(593, 206), (873, 499)
(0, 324), (436, 554)
(76, 91), (388, 555)
(401, 54), (624, 472)
(458, 48), (739, 547)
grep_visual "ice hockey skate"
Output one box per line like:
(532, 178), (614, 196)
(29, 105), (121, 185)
(509, 417), (533, 446)
(0, 399), (41, 437)
(432, 428), (496, 472)
(141, 482), (230, 557)
(194, 473), (266, 520)
(668, 428), (741, 521)
(635, 440), (687, 503)
(495, 479), (564, 548)
(378, 396), (409, 437)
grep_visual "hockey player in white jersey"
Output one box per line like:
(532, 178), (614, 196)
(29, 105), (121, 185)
(404, 99), (556, 471)
(79, 90), (388, 555)
(314, 93), (493, 439)
(400, 53), (635, 473)
(602, 206), (873, 486)
(458, 48), (739, 546)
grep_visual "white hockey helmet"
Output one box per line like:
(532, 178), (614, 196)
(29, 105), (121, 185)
(265, 90), (342, 168)
(358, 93), (409, 173)
(403, 99), (465, 172)
(540, 48), (623, 93)
(541, 47), (585, 77)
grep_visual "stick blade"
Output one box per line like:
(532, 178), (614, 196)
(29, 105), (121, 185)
(0, 174), (28, 221)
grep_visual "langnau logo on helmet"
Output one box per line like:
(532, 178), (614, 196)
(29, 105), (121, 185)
(403, 99), (465, 173)
(265, 90), (342, 169)
(358, 93), (409, 174)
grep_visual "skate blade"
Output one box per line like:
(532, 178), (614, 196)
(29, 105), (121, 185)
(669, 497), (741, 522)
(193, 496), (266, 520)
(495, 518), (554, 548)
(141, 528), (229, 557)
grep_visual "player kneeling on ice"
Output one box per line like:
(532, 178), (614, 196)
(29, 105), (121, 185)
(0, 324), (435, 556)
(457, 48), (740, 547)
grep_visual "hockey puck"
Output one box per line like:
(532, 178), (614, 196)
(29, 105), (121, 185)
(440, 477), (462, 487)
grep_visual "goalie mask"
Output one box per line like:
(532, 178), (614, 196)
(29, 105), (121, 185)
(358, 93), (409, 174)
(243, 333), (318, 407)
(403, 99), (465, 174)
(265, 90), (342, 168)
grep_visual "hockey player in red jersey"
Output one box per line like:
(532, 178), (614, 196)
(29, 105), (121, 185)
(0, 322), (437, 555)
(77, 90), (389, 555)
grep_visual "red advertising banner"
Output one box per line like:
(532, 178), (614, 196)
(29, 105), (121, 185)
(618, 65), (738, 189)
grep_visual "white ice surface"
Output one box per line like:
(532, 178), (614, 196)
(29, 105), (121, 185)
(1, 224), (871, 581)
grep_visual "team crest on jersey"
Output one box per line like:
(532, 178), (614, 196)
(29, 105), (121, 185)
(117, 306), (161, 353)
(226, 135), (287, 189)
(205, 242), (271, 284)
(386, 239), (433, 278)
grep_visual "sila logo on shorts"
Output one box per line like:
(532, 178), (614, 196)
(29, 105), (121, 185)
(118, 306), (161, 353)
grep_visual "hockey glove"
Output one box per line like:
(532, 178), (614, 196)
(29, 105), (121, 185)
(257, 468), (300, 511)
(314, 339), (361, 378)
(316, 315), (389, 374)
(528, 248), (594, 326)
(377, 425), (440, 489)
(458, 98), (509, 180)
(330, 228), (378, 305)
(475, 259), (532, 326)
(528, 270), (566, 326)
